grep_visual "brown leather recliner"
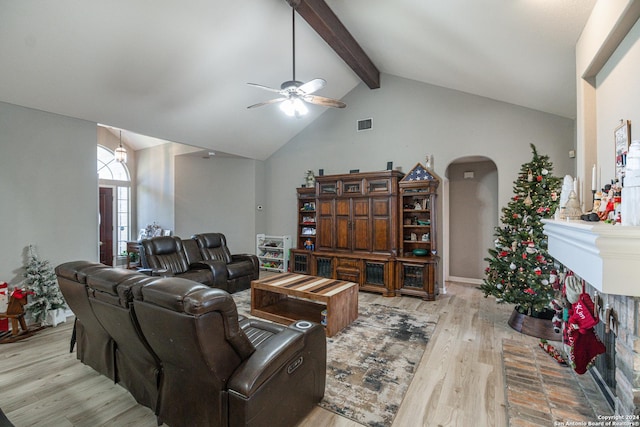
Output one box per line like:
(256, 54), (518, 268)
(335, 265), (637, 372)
(139, 236), (217, 286)
(84, 268), (162, 412)
(132, 277), (326, 427)
(55, 261), (116, 380)
(193, 233), (259, 293)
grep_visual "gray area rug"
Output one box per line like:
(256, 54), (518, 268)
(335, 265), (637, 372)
(232, 290), (438, 427)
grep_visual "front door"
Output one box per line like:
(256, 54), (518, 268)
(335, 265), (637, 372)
(99, 187), (114, 265)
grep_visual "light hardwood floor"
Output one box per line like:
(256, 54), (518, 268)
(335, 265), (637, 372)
(0, 281), (536, 427)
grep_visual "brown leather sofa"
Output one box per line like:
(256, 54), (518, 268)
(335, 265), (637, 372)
(55, 261), (326, 427)
(56, 261), (162, 411)
(193, 232), (260, 293)
(134, 277), (326, 427)
(84, 267), (162, 412)
(55, 261), (117, 381)
(139, 233), (259, 293)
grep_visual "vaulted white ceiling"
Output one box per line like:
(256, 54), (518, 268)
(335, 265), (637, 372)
(0, 0), (596, 160)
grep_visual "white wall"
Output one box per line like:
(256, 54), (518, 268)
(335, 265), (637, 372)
(595, 18), (640, 181)
(174, 156), (259, 254)
(254, 160), (267, 236)
(137, 143), (178, 234)
(263, 74), (576, 286)
(576, 0), (639, 206)
(0, 101), (98, 284)
(136, 142), (199, 236)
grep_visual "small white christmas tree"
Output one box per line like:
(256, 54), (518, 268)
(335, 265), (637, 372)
(23, 245), (67, 324)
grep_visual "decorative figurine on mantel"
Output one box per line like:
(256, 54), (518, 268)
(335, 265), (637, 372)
(305, 170), (315, 188)
(425, 154), (433, 170)
(564, 191), (583, 220)
(556, 175), (575, 220)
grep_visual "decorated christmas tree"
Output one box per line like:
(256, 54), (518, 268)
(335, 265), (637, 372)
(480, 144), (562, 315)
(23, 245), (67, 324)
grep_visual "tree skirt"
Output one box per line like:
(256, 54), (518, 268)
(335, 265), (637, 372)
(232, 290), (438, 427)
(507, 308), (562, 341)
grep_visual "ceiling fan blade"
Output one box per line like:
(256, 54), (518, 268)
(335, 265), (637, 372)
(303, 95), (346, 108)
(298, 78), (326, 95)
(247, 83), (283, 94)
(247, 97), (288, 109)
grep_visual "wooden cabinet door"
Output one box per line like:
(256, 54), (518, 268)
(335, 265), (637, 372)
(316, 199), (335, 250)
(335, 198), (370, 252)
(352, 198), (370, 251)
(371, 197), (392, 252)
(315, 183), (394, 254)
(335, 198), (351, 250)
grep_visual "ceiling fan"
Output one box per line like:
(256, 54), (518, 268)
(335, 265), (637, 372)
(247, 7), (346, 117)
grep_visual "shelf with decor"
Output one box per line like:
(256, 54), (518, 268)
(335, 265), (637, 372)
(291, 187), (316, 274)
(297, 187), (317, 251)
(397, 163), (440, 300)
(256, 234), (291, 273)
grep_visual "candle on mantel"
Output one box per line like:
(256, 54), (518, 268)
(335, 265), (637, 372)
(592, 164), (597, 191)
(598, 167), (602, 191)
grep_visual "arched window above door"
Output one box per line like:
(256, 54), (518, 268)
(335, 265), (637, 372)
(98, 145), (130, 181)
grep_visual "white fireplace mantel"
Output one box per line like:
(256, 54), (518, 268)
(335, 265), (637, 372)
(543, 219), (640, 296)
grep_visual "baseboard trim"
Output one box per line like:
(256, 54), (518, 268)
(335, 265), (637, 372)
(447, 276), (482, 285)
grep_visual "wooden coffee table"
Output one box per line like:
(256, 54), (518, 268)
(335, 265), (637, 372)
(251, 273), (358, 337)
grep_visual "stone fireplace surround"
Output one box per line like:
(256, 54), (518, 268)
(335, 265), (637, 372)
(543, 219), (640, 415)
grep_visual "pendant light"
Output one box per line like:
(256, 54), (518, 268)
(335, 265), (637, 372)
(114, 130), (127, 163)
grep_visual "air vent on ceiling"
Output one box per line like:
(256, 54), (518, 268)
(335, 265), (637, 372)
(357, 118), (373, 132)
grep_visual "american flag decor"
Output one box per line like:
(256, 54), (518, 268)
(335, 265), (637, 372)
(404, 164), (434, 181)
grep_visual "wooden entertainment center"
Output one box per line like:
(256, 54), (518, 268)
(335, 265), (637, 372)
(290, 165), (440, 300)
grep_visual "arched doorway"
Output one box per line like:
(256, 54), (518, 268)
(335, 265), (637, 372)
(445, 156), (498, 284)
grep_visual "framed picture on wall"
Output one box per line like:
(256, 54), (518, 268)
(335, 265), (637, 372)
(615, 120), (631, 181)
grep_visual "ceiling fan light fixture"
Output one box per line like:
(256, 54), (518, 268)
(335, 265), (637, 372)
(246, 7), (345, 114)
(280, 97), (308, 117)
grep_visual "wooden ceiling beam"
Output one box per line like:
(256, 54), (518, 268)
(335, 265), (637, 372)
(287, 0), (380, 89)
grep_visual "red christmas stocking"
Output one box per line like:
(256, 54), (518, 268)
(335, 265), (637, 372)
(569, 293), (599, 333)
(570, 328), (605, 374)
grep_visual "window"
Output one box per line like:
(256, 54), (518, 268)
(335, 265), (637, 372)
(98, 146), (129, 181)
(97, 145), (131, 259)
